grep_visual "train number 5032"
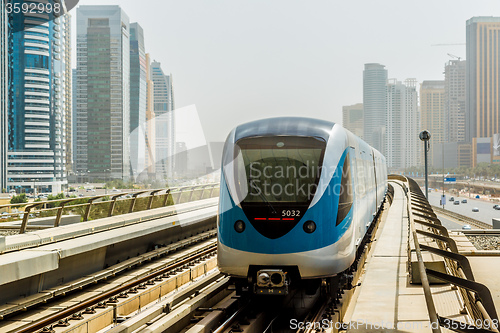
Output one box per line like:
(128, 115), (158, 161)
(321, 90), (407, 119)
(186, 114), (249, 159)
(282, 210), (300, 217)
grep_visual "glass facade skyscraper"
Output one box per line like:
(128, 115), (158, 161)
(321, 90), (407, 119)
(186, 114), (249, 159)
(363, 63), (387, 155)
(7, 4), (70, 193)
(129, 22), (147, 179)
(466, 17), (500, 142)
(71, 68), (77, 169)
(145, 53), (156, 178)
(76, 6), (130, 180)
(445, 60), (466, 144)
(385, 79), (419, 170)
(63, 14), (72, 174)
(420, 80), (445, 167)
(0, 1), (8, 192)
(150, 60), (175, 180)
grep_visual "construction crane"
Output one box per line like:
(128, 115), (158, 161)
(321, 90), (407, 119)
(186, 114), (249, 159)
(431, 43), (466, 46)
(447, 53), (462, 61)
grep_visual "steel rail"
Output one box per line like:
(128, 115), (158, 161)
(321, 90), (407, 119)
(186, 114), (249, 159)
(12, 244), (217, 333)
(212, 302), (250, 333)
(301, 299), (330, 333)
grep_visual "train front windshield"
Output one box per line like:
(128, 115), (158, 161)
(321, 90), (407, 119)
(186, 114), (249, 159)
(234, 136), (326, 204)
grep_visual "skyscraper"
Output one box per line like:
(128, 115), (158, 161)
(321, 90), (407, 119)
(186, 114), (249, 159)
(0, 1), (7, 192)
(129, 22), (147, 179)
(72, 68), (77, 169)
(145, 53), (156, 178)
(466, 17), (500, 142)
(150, 61), (175, 179)
(7, 8), (70, 193)
(363, 63), (387, 154)
(342, 103), (364, 139)
(386, 79), (419, 170)
(420, 80), (445, 164)
(63, 14), (72, 174)
(76, 6), (131, 180)
(444, 60), (466, 143)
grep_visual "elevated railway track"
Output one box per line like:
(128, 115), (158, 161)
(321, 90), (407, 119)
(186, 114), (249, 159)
(3, 179), (500, 332)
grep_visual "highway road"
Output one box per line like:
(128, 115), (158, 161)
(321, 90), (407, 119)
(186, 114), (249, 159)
(427, 191), (500, 226)
(436, 215), (463, 230)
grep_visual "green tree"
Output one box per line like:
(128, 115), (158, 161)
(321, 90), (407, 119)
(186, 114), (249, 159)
(46, 193), (65, 208)
(10, 193), (28, 204)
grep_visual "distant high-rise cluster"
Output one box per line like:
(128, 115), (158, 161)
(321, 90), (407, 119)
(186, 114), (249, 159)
(344, 64), (420, 171)
(342, 16), (500, 172)
(0, 4), (177, 193)
(74, 5), (176, 184)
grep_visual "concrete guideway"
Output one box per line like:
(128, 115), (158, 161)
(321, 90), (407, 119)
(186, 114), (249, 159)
(0, 241), (219, 332)
(0, 198), (218, 318)
(344, 182), (468, 333)
(0, 197), (218, 254)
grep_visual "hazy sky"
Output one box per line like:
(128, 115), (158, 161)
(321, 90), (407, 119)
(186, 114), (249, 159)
(71, 0), (500, 142)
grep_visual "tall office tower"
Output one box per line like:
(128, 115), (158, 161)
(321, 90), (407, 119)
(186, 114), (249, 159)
(363, 63), (388, 154)
(145, 53), (156, 178)
(385, 79), (419, 170)
(76, 6), (130, 180)
(342, 103), (364, 139)
(7, 10), (70, 193)
(129, 23), (147, 180)
(150, 61), (175, 179)
(0, 1), (7, 192)
(444, 60), (466, 143)
(63, 15), (72, 174)
(72, 68), (77, 169)
(420, 80), (445, 167)
(466, 17), (500, 142)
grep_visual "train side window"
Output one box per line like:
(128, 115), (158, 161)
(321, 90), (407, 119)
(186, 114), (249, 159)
(337, 152), (353, 226)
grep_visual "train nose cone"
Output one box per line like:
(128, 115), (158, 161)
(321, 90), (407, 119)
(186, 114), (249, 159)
(257, 272), (270, 285)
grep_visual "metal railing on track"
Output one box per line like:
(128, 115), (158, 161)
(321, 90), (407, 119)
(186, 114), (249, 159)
(390, 175), (499, 333)
(0, 183), (220, 235)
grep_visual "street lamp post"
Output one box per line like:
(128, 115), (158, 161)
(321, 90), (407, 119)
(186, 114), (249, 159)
(442, 143), (445, 209)
(419, 130), (431, 200)
(31, 178), (38, 198)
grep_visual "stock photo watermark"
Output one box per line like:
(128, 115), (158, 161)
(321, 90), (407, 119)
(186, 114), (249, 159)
(289, 318), (500, 331)
(244, 161), (357, 199)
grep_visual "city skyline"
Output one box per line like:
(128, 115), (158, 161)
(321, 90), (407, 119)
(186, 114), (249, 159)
(3, 2), (500, 191)
(68, 0), (500, 143)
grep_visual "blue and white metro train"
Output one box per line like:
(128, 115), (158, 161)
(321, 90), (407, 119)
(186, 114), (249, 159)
(217, 117), (387, 295)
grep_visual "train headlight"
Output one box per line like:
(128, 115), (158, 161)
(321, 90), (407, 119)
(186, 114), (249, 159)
(303, 220), (316, 233)
(234, 220), (246, 233)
